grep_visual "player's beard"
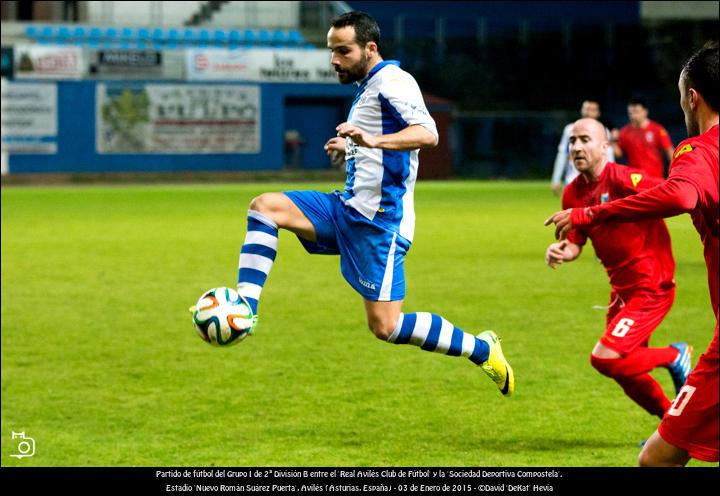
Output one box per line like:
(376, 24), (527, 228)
(336, 53), (370, 84)
(684, 111), (700, 137)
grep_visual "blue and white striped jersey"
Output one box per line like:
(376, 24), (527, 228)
(341, 60), (438, 243)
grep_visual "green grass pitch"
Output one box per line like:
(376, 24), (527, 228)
(1, 181), (715, 466)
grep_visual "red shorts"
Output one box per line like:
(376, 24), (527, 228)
(658, 326), (719, 462)
(599, 288), (674, 356)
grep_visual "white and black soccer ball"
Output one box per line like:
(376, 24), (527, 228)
(191, 287), (254, 346)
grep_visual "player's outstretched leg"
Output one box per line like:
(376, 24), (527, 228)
(591, 344), (687, 417)
(384, 312), (514, 397)
(237, 209), (278, 331)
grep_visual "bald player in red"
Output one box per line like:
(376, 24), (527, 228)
(545, 118), (691, 420)
(546, 41), (719, 466)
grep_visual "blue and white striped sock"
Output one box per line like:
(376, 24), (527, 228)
(237, 210), (278, 316)
(387, 313), (490, 364)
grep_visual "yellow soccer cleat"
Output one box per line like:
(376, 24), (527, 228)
(477, 330), (515, 397)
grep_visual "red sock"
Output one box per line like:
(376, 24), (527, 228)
(614, 374), (671, 418)
(591, 354), (674, 418)
(603, 346), (678, 376)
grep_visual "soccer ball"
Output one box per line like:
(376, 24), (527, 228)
(191, 287), (254, 346)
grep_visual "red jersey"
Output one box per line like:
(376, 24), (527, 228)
(575, 124), (719, 321)
(618, 120), (674, 179)
(563, 162), (674, 294)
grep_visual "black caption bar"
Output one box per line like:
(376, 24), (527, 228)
(2, 467), (718, 494)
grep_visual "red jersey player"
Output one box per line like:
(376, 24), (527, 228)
(612, 97), (674, 179)
(546, 41), (719, 466)
(545, 118), (691, 419)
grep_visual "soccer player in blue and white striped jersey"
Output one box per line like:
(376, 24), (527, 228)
(236, 11), (514, 396)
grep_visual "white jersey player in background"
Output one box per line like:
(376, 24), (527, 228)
(551, 100), (614, 195)
(233, 11), (514, 396)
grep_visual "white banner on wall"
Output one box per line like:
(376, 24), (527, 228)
(14, 45), (85, 80)
(87, 49), (185, 80)
(96, 83), (260, 154)
(185, 48), (337, 83)
(186, 49), (252, 81)
(1, 79), (58, 153)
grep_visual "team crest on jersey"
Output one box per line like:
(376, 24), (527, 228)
(673, 144), (694, 159)
(645, 131), (655, 143)
(346, 140), (358, 159)
(601, 192), (610, 203)
(630, 173), (643, 187)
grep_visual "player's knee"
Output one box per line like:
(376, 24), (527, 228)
(590, 354), (620, 378)
(248, 193), (273, 214)
(637, 444), (660, 467)
(637, 449), (652, 467)
(367, 318), (397, 341)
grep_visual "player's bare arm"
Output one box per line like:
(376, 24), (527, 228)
(323, 136), (346, 167)
(544, 208), (574, 240)
(324, 136), (345, 155)
(610, 128), (622, 158)
(664, 146), (675, 163)
(544, 240), (581, 269)
(335, 122), (438, 150)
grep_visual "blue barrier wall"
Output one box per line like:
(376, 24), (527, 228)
(8, 80), (354, 173)
(285, 97), (347, 169)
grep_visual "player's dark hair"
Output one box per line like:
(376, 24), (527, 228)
(628, 96), (647, 109)
(682, 40), (719, 112)
(331, 11), (381, 50)
(583, 98), (602, 109)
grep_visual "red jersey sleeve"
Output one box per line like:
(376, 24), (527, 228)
(657, 125), (673, 150)
(580, 151), (701, 225)
(616, 166), (665, 196)
(617, 126), (629, 152)
(561, 184), (587, 246)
